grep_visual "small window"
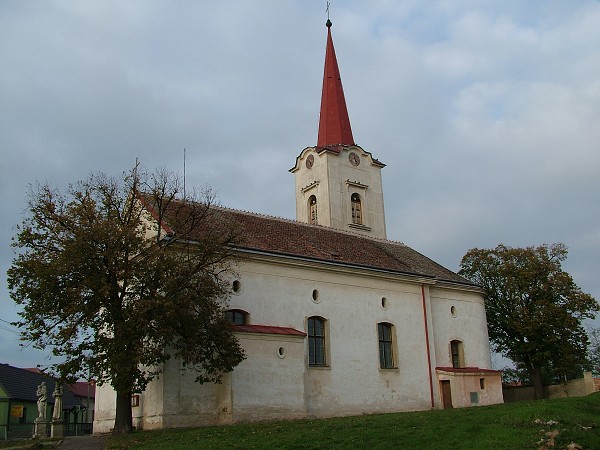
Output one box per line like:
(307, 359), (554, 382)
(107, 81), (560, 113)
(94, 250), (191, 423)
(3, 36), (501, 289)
(480, 378), (486, 389)
(19, 406), (27, 424)
(312, 289), (320, 303)
(308, 195), (318, 225)
(450, 340), (465, 368)
(378, 322), (395, 369)
(470, 392), (479, 404)
(450, 305), (456, 317)
(226, 309), (248, 325)
(232, 280), (241, 293)
(131, 395), (140, 407)
(381, 297), (388, 310)
(308, 316), (327, 366)
(351, 193), (363, 225)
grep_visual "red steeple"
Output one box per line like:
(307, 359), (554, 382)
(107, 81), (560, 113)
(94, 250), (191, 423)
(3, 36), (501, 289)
(317, 20), (355, 148)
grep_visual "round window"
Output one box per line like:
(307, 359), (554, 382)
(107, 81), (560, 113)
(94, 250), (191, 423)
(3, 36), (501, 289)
(312, 289), (320, 303)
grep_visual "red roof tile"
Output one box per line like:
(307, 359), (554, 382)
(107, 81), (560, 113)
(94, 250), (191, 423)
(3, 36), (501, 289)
(234, 324), (306, 336)
(70, 381), (96, 398)
(141, 194), (476, 287)
(436, 367), (502, 374)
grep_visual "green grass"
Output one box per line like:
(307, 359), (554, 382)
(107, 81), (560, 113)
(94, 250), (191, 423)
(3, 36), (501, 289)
(6, 394), (596, 449)
(104, 392), (597, 449)
(10, 393), (600, 450)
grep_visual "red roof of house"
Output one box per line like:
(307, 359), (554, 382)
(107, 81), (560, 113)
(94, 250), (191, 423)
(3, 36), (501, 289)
(436, 367), (502, 374)
(317, 20), (355, 148)
(234, 324), (306, 336)
(70, 381), (96, 398)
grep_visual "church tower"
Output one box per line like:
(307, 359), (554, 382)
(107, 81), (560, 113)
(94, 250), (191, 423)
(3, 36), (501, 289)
(290, 20), (387, 239)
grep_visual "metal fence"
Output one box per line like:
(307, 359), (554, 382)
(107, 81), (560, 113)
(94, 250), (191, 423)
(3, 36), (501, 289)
(65, 422), (93, 436)
(1, 422), (93, 440)
(0, 423), (39, 440)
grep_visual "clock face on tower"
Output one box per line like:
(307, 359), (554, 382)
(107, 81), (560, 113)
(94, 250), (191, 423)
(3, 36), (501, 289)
(349, 152), (360, 166)
(306, 154), (314, 169)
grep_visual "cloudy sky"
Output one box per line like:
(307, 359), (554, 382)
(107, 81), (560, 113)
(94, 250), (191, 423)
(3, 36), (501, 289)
(1, 1), (599, 369)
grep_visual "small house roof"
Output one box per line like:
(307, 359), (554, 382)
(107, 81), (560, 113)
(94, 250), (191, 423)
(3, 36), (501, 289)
(0, 363), (82, 409)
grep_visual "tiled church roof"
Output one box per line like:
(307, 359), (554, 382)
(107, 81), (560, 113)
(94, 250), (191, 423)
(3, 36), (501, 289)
(148, 195), (476, 287)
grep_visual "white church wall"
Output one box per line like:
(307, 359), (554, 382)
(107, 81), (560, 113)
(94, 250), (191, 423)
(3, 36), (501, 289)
(231, 333), (306, 422)
(159, 358), (232, 429)
(429, 287), (492, 369)
(134, 366), (165, 430)
(94, 257), (498, 430)
(93, 384), (117, 433)
(233, 257), (440, 417)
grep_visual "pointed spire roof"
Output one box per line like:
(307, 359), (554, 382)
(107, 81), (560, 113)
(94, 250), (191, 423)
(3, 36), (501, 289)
(317, 20), (355, 148)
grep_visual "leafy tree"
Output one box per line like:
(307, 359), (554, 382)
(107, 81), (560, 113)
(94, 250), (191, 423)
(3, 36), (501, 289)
(8, 165), (245, 434)
(459, 243), (598, 399)
(589, 328), (600, 376)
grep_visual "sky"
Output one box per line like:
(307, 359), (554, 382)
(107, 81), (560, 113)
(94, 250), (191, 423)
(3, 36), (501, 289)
(1, 1), (599, 370)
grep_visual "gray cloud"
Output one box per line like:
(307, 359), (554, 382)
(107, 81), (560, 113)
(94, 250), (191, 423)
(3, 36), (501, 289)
(1, 0), (598, 368)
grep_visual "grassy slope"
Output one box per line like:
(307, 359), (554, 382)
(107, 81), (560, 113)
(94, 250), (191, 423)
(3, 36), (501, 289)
(107, 393), (600, 450)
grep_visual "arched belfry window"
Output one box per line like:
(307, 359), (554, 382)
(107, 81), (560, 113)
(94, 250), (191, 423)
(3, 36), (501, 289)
(351, 193), (363, 225)
(308, 195), (318, 225)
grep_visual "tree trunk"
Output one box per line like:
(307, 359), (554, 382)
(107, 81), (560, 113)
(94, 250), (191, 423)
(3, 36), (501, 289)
(531, 365), (545, 400)
(113, 389), (133, 434)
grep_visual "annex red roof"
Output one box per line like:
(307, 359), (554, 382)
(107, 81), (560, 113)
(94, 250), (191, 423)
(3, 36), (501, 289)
(436, 367), (502, 374)
(234, 324), (306, 336)
(317, 20), (355, 148)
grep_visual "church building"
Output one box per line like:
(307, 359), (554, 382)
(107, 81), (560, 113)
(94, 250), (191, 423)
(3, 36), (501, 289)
(93, 20), (502, 432)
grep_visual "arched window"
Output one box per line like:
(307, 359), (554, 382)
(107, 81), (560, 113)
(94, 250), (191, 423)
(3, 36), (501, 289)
(378, 322), (395, 368)
(307, 316), (327, 366)
(450, 340), (465, 368)
(351, 193), (363, 225)
(226, 309), (248, 325)
(308, 195), (318, 225)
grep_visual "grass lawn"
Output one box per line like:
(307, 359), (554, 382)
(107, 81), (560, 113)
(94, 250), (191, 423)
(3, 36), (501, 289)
(106, 392), (600, 450)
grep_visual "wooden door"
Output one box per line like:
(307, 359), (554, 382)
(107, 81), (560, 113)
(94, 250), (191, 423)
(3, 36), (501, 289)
(440, 380), (453, 409)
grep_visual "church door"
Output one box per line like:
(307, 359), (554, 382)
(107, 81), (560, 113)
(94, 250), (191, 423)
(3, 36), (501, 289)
(440, 380), (453, 409)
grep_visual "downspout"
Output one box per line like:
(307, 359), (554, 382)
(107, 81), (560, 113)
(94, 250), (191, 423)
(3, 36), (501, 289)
(421, 285), (435, 408)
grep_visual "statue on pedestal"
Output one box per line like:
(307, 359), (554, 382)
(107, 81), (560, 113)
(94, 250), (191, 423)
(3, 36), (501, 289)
(36, 382), (47, 421)
(51, 383), (64, 438)
(33, 382), (48, 438)
(52, 384), (63, 420)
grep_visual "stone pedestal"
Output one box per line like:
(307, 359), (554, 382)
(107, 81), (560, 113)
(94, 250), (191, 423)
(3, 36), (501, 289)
(33, 419), (47, 438)
(51, 420), (64, 438)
